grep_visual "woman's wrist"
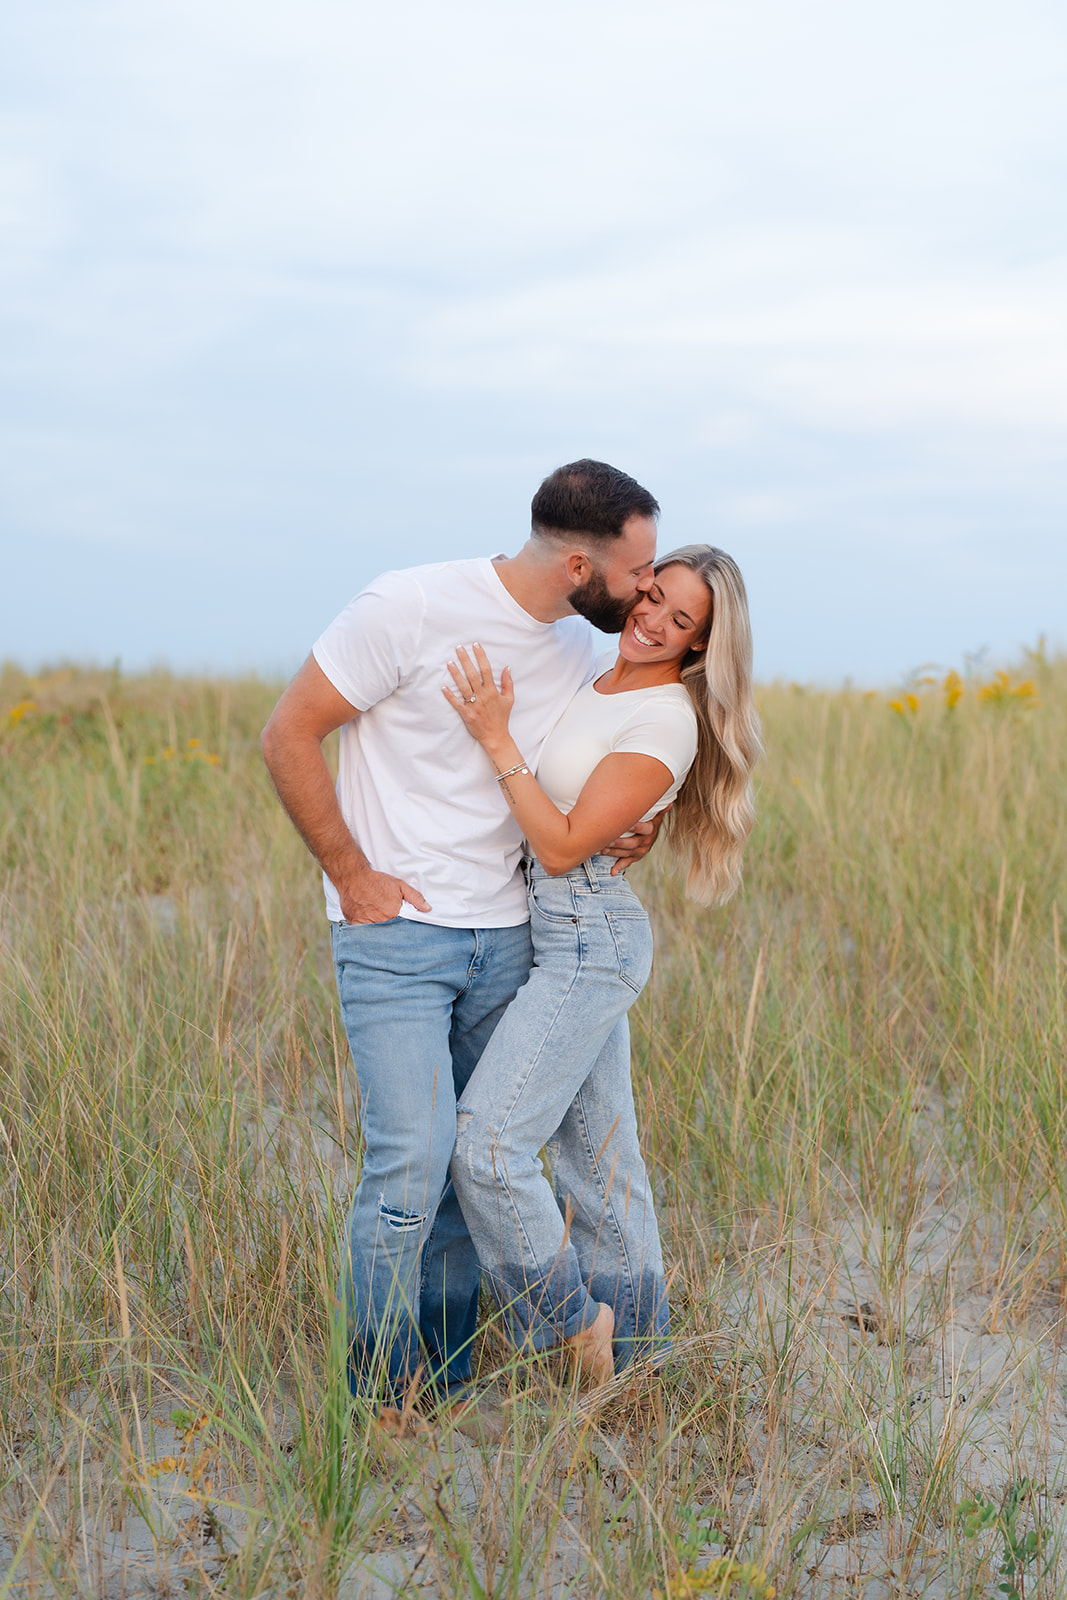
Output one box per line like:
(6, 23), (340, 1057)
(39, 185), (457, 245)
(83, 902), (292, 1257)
(485, 737), (521, 771)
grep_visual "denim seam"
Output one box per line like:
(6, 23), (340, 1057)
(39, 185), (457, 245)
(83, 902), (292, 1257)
(488, 1133), (541, 1279)
(570, 1087), (638, 1328)
(489, 920), (588, 1142)
(479, 1137), (596, 1344)
(454, 980), (588, 1332)
(456, 926), (493, 998)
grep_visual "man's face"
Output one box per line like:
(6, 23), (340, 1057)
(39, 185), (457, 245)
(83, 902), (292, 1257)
(568, 514), (658, 633)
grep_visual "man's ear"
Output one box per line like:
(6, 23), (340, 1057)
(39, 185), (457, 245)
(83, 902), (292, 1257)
(563, 549), (591, 588)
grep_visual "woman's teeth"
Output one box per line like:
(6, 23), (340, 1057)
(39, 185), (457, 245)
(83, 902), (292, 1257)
(632, 622), (658, 647)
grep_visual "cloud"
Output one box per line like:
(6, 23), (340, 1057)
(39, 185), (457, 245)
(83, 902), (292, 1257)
(1, 0), (1065, 678)
(8, 0), (1067, 268)
(409, 232), (1067, 438)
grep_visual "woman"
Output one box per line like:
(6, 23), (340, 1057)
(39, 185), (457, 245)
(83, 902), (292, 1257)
(442, 545), (761, 1384)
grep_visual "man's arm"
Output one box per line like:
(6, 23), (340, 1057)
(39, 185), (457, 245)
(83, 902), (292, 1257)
(261, 655), (431, 924)
(601, 809), (667, 874)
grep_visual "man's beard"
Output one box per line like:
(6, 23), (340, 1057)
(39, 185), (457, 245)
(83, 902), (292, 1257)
(568, 569), (632, 633)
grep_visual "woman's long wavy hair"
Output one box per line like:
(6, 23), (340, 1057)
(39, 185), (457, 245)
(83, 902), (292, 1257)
(657, 545), (762, 905)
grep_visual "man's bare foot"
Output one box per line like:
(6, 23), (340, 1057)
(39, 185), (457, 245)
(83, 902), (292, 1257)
(442, 1393), (506, 1444)
(562, 1301), (615, 1386)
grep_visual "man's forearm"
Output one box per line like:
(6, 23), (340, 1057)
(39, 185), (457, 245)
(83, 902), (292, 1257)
(262, 728), (370, 889)
(261, 655), (431, 924)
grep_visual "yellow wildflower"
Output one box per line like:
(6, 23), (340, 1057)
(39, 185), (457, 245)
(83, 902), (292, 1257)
(977, 671), (1010, 703)
(943, 670), (964, 709)
(656, 1559), (775, 1598)
(7, 699), (36, 725)
(977, 671), (1039, 708)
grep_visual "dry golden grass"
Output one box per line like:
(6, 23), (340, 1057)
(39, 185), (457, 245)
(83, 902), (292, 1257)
(1, 650), (1066, 1598)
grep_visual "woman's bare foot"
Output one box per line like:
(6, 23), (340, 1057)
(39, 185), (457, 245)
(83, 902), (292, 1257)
(374, 1405), (428, 1442)
(562, 1301), (615, 1386)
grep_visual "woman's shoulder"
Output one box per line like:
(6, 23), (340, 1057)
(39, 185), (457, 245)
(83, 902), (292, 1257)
(614, 678), (697, 745)
(622, 680), (697, 721)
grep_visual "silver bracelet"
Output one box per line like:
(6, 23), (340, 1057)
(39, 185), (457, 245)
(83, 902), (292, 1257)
(496, 761), (530, 782)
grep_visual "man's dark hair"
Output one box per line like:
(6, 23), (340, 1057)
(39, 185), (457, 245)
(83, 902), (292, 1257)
(531, 459), (659, 542)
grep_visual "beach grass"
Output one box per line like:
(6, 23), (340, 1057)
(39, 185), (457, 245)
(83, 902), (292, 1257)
(1, 648), (1065, 1598)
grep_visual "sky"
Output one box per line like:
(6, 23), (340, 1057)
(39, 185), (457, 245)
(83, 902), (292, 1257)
(1, 0), (1065, 685)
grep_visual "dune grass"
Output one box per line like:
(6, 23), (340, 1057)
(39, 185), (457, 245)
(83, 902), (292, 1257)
(1, 650), (1065, 1598)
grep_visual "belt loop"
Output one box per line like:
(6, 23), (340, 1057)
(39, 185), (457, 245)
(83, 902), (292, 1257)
(581, 857), (599, 892)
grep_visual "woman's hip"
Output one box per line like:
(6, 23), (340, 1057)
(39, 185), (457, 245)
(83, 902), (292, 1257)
(523, 855), (654, 995)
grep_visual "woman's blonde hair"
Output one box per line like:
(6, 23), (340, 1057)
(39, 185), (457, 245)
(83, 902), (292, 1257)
(657, 545), (762, 905)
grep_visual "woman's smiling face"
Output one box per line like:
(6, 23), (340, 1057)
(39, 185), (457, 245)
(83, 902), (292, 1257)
(617, 562), (711, 669)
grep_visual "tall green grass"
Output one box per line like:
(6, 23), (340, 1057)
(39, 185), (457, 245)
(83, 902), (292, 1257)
(2, 652), (1065, 1598)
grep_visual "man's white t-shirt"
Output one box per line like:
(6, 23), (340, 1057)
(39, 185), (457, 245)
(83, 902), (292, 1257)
(313, 558), (596, 928)
(535, 653), (698, 822)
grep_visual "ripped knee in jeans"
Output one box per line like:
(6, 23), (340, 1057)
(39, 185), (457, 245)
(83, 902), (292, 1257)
(377, 1195), (427, 1234)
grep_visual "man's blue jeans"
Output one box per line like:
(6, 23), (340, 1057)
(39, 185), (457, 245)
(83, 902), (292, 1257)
(331, 916), (533, 1401)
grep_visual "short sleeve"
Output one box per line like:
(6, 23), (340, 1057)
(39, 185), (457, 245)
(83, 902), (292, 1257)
(312, 569), (425, 712)
(610, 696), (699, 786)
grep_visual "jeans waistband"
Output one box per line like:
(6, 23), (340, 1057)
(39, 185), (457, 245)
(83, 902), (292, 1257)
(523, 853), (623, 893)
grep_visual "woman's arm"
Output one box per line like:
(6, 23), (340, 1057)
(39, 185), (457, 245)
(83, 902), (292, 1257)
(444, 644), (673, 876)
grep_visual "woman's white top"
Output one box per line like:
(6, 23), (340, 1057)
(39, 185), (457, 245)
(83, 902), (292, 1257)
(535, 653), (699, 822)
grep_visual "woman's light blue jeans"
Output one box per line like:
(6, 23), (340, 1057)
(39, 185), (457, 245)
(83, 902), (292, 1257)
(451, 855), (670, 1373)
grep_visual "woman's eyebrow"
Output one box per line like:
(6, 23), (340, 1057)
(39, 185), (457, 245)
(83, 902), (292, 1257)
(674, 610), (697, 628)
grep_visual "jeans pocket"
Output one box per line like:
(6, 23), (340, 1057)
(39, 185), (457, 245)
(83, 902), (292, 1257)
(529, 879), (578, 925)
(605, 906), (654, 993)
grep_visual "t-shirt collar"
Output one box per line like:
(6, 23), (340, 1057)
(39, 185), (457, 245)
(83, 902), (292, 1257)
(481, 555), (557, 631)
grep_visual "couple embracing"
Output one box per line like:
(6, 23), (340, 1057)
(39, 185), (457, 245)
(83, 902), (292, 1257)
(262, 459), (761, 1419)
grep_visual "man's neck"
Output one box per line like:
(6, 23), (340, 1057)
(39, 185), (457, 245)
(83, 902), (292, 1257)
(491, 545), (575, 624)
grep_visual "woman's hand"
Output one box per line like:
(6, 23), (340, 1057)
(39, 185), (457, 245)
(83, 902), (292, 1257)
(443, 643), (515, 752)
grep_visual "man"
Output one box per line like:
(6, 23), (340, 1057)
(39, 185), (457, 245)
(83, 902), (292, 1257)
(261, 459), (661, 1409)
